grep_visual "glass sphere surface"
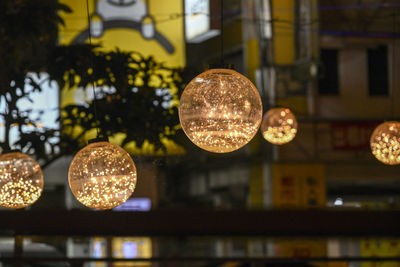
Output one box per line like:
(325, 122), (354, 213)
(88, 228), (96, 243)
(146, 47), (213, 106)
(261, 108), (298, 145)
(68, 142), (137, 210)
(370, 121), (400, 165)
(179, 68), (263, 153)
(0, 152), (44, 209)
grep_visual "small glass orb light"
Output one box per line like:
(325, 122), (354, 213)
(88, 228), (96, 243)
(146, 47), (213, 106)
(261, 107), (298, 145)
(0, 152), (44, 209)
(68, 141), (137, 210)
(370, 121), (400, 165)
(179, 68), (263, 153)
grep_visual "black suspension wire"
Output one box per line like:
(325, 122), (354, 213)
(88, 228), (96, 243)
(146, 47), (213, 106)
(391, 10), (397, 119)
(2, 91), (11, 151)
(145, 0), (150, 16)
(257, 1), (268, 110)
(220, 0), (224, 65)
(85, 0), (100, 138)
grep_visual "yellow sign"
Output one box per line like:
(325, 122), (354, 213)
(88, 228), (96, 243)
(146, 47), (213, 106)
(59, 0), (185, 67)
(361, 239), (400, 267)
(272, 0), (295, 65)
(274, 239), (327, 259)
(58, 0), (186, 154)
(90, 237), (152, 267)
(272, 164), (327, 267)
(272, 163), (326, 208)
(112, 237), (152, 267)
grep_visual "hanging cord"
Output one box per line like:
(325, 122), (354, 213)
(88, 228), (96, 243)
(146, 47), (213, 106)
(391, 10), (397, 120)
(2, 91), (11, 152)
(220, 0), (224, 65)
(257, 0), (269, 110)
(86, 0), (100, 138)
(145, 0), (150, 16)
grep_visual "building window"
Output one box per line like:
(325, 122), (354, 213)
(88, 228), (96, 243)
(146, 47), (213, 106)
(318, 49), (339, 95)
(368, 45), (389, 96)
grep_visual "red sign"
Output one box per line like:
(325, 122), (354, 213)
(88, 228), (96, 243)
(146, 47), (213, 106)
(330, 122), (380, 151)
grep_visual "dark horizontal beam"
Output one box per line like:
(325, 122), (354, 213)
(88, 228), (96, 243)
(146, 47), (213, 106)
(0, 209), (399, 237)
(1, 257), (400, 263)
(328, 186), (400, 196)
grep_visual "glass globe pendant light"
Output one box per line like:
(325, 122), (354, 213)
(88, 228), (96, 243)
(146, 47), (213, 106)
(179, 0), (263, 153)
(370, 14), (400, 165)
(179, 66), (263, 153)
(68, 138), (137, 210)
(370, 121), (400, 165)
(261, 107), (298, 145)
(67, 0), (137, 210)
(0, 151), (44, 209)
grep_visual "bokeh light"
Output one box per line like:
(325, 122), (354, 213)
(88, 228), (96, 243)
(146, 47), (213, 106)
(370, 121), (400, 165)
(0, 152), (44, 209)
(68, 141), (137, 210)
(261, 108), (298, 145)
(179, 68), (263, 153)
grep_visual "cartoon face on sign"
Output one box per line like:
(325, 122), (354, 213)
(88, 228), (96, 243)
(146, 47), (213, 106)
(71, 0), (174, 54)
(59, 0), (185, 124)
(106, 0), (137, 6)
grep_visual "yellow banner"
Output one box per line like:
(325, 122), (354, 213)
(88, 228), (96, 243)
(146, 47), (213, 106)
(361, 239), (400, 267)
(59, 0), (185, 67)
(272, 164), (327, 266)
(59, 0), (185, 108)
(272, 163), (326, 208)
(272, 0), (295, 65)
(113, 237), (152, 267)
(58, 0), (185, 154)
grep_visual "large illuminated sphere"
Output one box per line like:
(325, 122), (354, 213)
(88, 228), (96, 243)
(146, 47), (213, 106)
(68, 142), (137, 210)
(0, 152), (44, 209)
(370, 121), (400, 165)
(179, 68), (263, 153)
(261, 108), (298, 145)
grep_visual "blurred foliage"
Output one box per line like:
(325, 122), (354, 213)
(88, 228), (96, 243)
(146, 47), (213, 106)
(0, 0), (71, 163)
(0, 0), (186, 167)
(50, 45), (185, 154)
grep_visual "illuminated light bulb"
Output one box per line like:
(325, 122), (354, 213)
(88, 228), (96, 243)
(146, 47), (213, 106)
(68, 141), (137, 210)
(179, 68), (263, 153)
(0, 152), (44, 209)
(370, 121), (400, 165)
(261, 107), (298, 145)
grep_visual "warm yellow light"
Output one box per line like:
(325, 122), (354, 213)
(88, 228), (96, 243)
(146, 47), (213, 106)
(179, 68), (263, 153)
(261, 108), (298, 145)
(0, 152), (43, 209)
(370, 121), (400, 165)
(68, 141), (137, 210)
